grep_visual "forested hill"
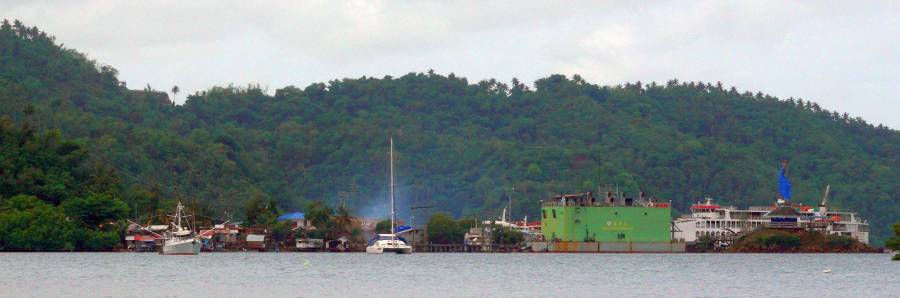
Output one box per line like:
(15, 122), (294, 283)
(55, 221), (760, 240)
(1, 21), (897, 245)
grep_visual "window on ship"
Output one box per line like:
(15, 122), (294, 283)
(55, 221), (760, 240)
(552, 209), (556, 218)
(542, 210), (546, 219)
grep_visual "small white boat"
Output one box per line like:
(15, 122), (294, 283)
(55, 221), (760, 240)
(366, 234), (412, 254)
(161, 202), (201, 255)
(366, 138), (413, 255)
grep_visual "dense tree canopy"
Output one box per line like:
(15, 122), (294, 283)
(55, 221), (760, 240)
(0, 195), (76, 251)
(1, 20), (897, 246)
(0, 118), (128, 251)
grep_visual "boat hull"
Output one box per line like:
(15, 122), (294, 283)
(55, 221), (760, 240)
(384, 246), (413, 254)
(162, 238), (201, 255)
(541, 204), (672, 243)
(366, 245), (413, 254)
(366, 238), (413, 254)
(365, 245), (383, 254)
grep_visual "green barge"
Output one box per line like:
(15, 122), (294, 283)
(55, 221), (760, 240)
(531, 192), (685, 253)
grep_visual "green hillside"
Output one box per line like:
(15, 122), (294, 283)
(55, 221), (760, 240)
(1, 21), (897, 245)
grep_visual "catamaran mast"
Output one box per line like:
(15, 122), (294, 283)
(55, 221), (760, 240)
(390, 138), (395, 240)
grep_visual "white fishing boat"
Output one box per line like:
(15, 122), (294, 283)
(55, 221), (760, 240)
(161, 202), (201, 255)
(366, 138), (412, 254)
(128, 202), (226, 255)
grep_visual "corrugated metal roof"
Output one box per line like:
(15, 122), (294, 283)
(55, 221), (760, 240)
(246, 234), (266, 242)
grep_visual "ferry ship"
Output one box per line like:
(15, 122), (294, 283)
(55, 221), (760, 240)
(673, 196), (869, 245)
(531, 192), (685, 253)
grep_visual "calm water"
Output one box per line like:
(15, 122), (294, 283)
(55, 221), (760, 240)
(0, 253), (897, 297)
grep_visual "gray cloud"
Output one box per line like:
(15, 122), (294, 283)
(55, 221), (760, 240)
(5, 0), (898, 127)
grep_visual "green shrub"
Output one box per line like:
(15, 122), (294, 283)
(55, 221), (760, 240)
(757, 234), (801, 249)
(493, 226), (524, 246)
(73, 229), (121, 251)
(888, 223), (899, 261)
(825, 235), (853, 249)
(695, 235), (714, 250)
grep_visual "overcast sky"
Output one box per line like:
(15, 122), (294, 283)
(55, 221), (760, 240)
(6, 1), (899, 128)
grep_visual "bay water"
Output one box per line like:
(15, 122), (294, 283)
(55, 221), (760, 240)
(0, 253), (896, 297)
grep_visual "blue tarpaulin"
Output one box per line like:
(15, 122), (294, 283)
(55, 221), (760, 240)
(395, 225), (412, 233)
(276, 212), (305, 221)
(778, 167), (792, 200)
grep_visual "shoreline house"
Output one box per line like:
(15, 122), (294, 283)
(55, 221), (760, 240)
(246, 234), (266, 251)
(199, 222), (242, 251)
(296, 238), (324, 251)
(125, 224), (168, 252)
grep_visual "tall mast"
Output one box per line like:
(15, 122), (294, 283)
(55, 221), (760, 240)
(390, 138), (395, 239)
(506, 187), (512, 223)
(821, 184), (830, 206)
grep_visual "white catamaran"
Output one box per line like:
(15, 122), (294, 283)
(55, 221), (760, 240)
(366, 138), (413, 254)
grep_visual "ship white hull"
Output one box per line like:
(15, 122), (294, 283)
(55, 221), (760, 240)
(162, 238), (201, 255)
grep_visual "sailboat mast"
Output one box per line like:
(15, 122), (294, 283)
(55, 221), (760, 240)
(390, 138), (395, 239)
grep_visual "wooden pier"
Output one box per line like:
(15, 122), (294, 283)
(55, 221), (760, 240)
(415, 244), (523, 253)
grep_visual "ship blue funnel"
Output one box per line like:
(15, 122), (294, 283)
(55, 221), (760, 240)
(778, 167), (792, 200)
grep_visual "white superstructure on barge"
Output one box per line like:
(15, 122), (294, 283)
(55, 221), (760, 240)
(673, 197), (869, 244)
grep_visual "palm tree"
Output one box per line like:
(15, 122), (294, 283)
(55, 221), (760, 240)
(171, 85), (180, 102)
